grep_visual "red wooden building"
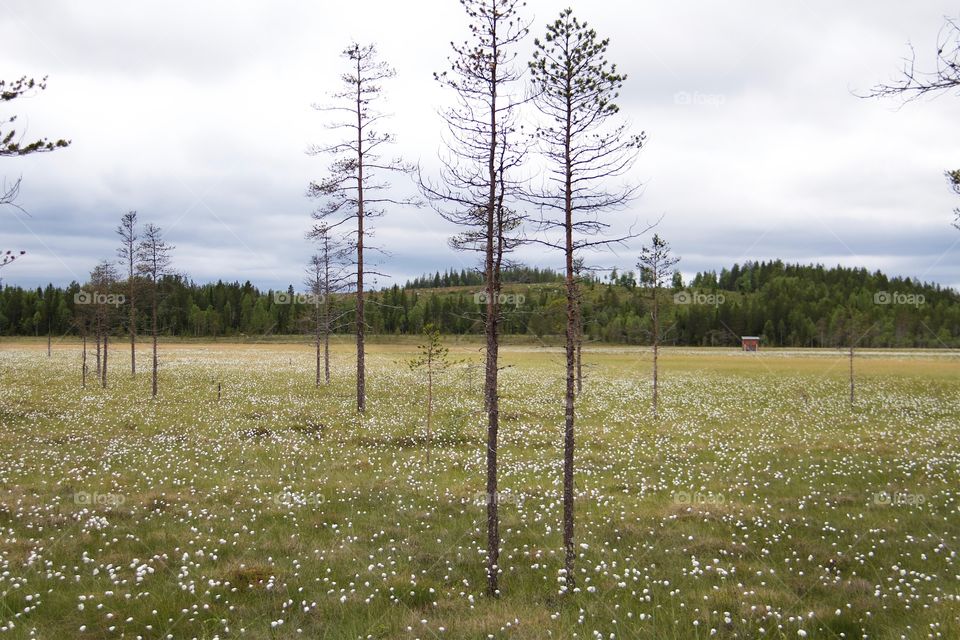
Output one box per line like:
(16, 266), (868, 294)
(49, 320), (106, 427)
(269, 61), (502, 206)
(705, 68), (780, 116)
(741, 336), (760, 351)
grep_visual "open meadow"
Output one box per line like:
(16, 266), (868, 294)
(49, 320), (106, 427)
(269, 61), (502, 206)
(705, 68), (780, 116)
(0, 339), (958, 639)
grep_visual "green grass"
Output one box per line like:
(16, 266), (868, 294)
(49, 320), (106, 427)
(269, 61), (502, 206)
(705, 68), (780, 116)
(0, 339), (958, 639)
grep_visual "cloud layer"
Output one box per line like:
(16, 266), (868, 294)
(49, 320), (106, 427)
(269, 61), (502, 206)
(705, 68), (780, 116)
(1, 0), (958, 290)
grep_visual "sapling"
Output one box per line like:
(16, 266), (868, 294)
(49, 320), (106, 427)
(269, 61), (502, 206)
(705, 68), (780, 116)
(408, 324), (454, 465)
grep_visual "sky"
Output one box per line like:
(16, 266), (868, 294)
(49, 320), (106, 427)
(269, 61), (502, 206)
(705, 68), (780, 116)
(1, 0), (958, 292)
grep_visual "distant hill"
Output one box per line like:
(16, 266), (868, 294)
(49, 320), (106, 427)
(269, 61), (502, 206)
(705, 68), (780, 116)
(0, 261), (957, 347)
(393, 261), (958, 347)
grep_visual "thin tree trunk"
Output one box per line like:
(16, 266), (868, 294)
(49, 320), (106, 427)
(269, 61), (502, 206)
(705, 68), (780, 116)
(563, 263), (576, 588)
(849, 343), (854, 406)
(129, 264), (136, 376)
(151, 290), (158, 398)
(324, 320), (330, 384)
(316, 334), (321, 386)
(355, 56), (366, 414)
(81, 334), (87, 388)
(47, 330), (51, 357)
(323, 237), (332, 386)
(315, 304), (322, 387)
(484, 271), (500, 597)
(356, 243), (365, 411)
(652, 342), (659, 416)
(95, 323), (102, 379)
(652, 295), (659, 418)
(483, 46), (502, 597)
(561, 69), (577, 590)
(426, 365), (433, 465)
(575, 306), (583, 395)
(130, 303), (136, 375)
(101, 333), (108, 388)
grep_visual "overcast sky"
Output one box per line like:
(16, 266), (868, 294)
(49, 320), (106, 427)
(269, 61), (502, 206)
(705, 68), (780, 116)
(1, 0), (958, 291)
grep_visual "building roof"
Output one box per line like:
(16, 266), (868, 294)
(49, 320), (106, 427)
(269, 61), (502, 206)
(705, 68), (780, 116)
(741, 336), (760, 340)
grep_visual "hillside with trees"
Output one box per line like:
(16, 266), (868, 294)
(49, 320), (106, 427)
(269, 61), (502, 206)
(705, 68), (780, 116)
(1, 260), (956, 348)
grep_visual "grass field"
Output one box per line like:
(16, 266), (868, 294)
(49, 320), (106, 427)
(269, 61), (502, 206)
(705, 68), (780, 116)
(0, 338), (958, 639)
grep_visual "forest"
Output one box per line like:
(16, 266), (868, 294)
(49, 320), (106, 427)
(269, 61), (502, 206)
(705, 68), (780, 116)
(1, 259), (955, 347)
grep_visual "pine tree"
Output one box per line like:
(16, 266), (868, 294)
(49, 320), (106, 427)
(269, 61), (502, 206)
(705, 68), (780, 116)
(528, 8), (645, 589)
(136, 224), (174, 398)
(308, 42), (414, 414)
(306, 224), (350, 386)
(419, 0), (529, 596)
(408, 324), (454, 465)
(116, 211), (139, 375)
(638, 235), (680, 417)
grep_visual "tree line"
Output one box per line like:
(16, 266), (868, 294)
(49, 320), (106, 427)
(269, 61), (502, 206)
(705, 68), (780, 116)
(2, 259), (955, 348)
(405, 265), (566, 289)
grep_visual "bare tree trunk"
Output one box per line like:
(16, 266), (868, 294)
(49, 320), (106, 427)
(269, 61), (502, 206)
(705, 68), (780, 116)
(652, 342), (659, 416)
(101, 333), (108, 388)
(562, 271), (576, 588)
(315, 305), (323, 387)
(356, 253), (365, 411)
(484, 54), (502, 598)
(128, 259), (136, 376)
(849, 343), (855, 406)
(324, 320), (330, 385)
(47, 330), (51, 357)
(81, 334), (87, 388)
(575, 308), (583, 395)
(426, 366), (433, 465)
(151, 293), (158, 398)
(95, 323), (102, 379)
(652, 295), (659, 418)
(561, 80), (578, 590)
(484, 271), (500, 597)
(355, 63), (367, 415)
(130, 300), (136, 376)
(323, 238), (332, 386)
(315, 338), (322, 386)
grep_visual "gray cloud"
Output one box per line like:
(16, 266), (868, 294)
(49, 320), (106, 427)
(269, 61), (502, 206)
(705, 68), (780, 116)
(0, 0), (957, 291)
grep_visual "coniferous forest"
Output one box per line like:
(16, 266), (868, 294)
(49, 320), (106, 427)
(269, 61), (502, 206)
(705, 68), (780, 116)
(2, 260), (956, 347)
